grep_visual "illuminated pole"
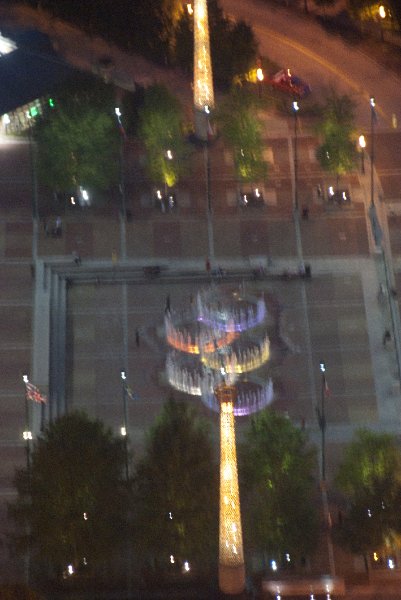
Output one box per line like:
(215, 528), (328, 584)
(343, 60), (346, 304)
(22, 375), (32, 586)
(292, 101), (300, 212)
(120, 370), (129, 481)
(316, 362), (327, 481)
(379, 5), (386, 41)
(115, 107), (127, 260)
(315, 362), (336, 577)
(193, 0), (215, 261)
(256, 64), (264, 100)
(215, 384), (245, 596)
(27, 114), (38, 262)
(358, 134), (366, 175)
(370, 97), (376, 206)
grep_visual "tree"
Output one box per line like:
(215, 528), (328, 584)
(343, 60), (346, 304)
(216, 86), (268, 185)
(315, 90), (357, 187)
(334, 429), (401, 569)
(137, 85), (189, 190)
(240, 410), (318, 566)
(33, 77), (119, 198)
(133, 398), (218, 571)
(8, 411), (129, 578)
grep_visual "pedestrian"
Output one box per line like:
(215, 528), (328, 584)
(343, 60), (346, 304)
(383, 329), (391, 347)
(302, 206), (309, 220)
(135, 328), (140, 347)
(205, 257), (211, 274)
(72, 251), (81, 266)
(42, 217), (49, 236)
(55, 216), (62, 237)
(165, 294), (171, 314)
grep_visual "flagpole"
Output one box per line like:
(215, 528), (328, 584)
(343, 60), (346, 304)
(22, 375), (32, 586)
(22, 375), (32, 473)
(120, 370), (129, 481)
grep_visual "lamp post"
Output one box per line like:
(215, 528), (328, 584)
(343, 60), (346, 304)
(115, 107), (127, 259)
(379, 5), (386, 41)
(292, 101), (300, 211)
(256, 65), (264, 100)
(358, 134), (366, 175)
(27, 113), (39, 262)
(316, 361), (327, 481)
(370, 97), (376, 206)
(120, 370), (129, 481)
(315, 361), (336, 576)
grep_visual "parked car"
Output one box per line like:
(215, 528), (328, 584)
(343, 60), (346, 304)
(268, 68), (311, 98)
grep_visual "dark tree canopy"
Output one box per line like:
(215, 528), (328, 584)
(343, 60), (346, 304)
(216, 86), (268, 184)
(133, 398), (218, 570)
(9, 411), (129, 576)
(334, 429), (401, 563)
(315, 90), (357, 181)
(137, 85), (189, 188)
(240, 410), (318, 565)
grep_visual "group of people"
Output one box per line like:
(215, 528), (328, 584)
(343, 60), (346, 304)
(43, 216), (62, 238)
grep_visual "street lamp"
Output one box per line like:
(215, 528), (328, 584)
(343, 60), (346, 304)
(316, 361), (327, 481)
(358, 134), (366, 175)
(316, 361), (336, 577)
(22, 374), (32, 473)
(370, 97), (376, 206)
(115, 107), (127, 258)
(256, 65), (264, 99)
(379, 5), (386, 41)
(292, 101), (300, 211)
(120, 370), (129, 481)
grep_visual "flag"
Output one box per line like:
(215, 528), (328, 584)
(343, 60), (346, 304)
(125, 385), (137, 401)
(25, 380), (47, 404)
(324, 377), (331, 397)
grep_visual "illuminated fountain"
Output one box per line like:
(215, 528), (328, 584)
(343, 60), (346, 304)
(165, 286), (274, 594)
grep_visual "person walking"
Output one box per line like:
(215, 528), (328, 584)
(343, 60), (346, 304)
(383, 329), (391, 347)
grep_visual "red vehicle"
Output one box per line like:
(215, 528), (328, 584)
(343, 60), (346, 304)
(268, 68), (311, 98)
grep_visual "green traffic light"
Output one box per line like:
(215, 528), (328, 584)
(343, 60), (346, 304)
(48, 98), (55, 108)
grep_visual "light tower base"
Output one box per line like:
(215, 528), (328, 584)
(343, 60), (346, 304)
(219, 563), (246, 595)
(194, 108), (209, 141)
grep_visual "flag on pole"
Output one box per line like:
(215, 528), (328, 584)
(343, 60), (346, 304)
(324, 377), (331, 397)
(25, 380), (47, 404)
(125, 385), (137, 401)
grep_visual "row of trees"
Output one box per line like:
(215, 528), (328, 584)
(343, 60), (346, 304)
(9, 399), (401, 585)
(32, 74), (359, 206)
(8, 401), (317, 583)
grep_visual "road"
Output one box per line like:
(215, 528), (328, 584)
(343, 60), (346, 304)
(220, 0), (401, 128)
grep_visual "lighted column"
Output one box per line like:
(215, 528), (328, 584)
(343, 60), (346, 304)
(193, 0), (214, 140)
(215, 384), (245, 595)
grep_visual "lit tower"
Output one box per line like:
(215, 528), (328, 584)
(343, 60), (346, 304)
(215, 383), (245, 595)
(193, 0), (214, 140)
